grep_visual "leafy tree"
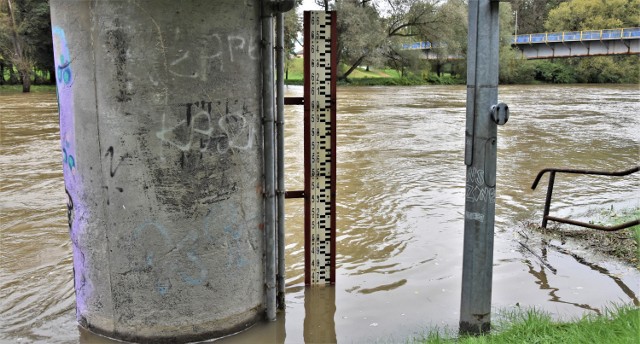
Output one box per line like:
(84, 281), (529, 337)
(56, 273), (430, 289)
(425, 0), (467, 76)
(1, 0), (32, 91)
(498, 2), (535, 84)
(0, 0), (53, 90)
(573, 56), (638, 83)
(14, 0), (53, 84)
(0, 4), (11, 84)
(334, 0), (385, 80)
(283, 0), (303, 80)
(544, 0), (640, 83)
(545, 0), (640, 31)
(334, 0), (447, 81)
(510, 0), (568, 34)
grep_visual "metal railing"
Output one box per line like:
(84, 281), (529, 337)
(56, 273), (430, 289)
(513, 27), (640, 45)
(402, 27), (640, 50)
(402, 41), (433, 50)
(531, 166), (640, 231)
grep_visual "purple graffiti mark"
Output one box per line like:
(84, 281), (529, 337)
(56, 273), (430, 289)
(53, 26), (76, 176)
(62, 145), (76, 171)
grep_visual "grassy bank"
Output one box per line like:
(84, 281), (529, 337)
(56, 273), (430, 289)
(0, 84), (56, 93)
(525, 206), (640, 269)
(418, 305), (639, 344)
(284, 58), (462, 86)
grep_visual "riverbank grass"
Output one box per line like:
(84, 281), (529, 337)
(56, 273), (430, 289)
(284, 58), (459, 86)
(417, 305), (639, 344)
(0, 84), (56, 93)
(524, 206), (640, 268)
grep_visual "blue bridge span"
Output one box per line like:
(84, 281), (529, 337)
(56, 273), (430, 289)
(404, 27), (640, 59)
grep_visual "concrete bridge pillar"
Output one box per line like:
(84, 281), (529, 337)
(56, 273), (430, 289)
(50, 1), (268, 342)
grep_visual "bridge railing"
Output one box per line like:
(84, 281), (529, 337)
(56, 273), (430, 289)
(512, 27), (640, 45)
(402, 27), (640, 50)
(402, 41), (432, 50)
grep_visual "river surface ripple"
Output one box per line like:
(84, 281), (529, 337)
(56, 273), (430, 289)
(1, 84), (638, 343)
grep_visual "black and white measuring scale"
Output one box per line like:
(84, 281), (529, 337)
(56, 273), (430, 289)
(304, 10), (336, 286)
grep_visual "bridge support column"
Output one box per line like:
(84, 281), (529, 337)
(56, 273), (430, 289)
(50, 1), (273, 342)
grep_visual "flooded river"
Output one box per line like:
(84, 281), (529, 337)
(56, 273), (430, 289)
(1, 84), (638, 343)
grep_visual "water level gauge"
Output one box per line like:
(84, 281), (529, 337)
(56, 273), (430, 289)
(304, 10), (336, 286)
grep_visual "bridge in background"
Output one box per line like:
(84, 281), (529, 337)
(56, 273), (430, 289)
(403, 27), (640, 59)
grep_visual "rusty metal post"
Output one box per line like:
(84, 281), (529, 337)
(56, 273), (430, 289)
(542, 171), (555, 228)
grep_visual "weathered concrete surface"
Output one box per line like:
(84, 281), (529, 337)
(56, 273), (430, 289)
(50, 1), (265, 342)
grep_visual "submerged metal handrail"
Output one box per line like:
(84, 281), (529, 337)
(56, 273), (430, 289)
(531, 166), (640, 231)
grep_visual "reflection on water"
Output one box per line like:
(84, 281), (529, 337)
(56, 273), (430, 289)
(304, 287), (337, 344)
(1, 85), (638, 343)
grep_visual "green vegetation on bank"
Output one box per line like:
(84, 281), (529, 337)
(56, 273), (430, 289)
(417, 305), (639, 344)
(3, 0), (638, 91)
(0, 84), (55, 93)
(284, 57), (463, 86)
(524, 206), (640, 268)
(412, 207), (640, 343)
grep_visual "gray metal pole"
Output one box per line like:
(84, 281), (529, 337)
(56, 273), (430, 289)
(262, 0), (277, 322)
(275, 11), (287, 310)
(460, 0), (505, 335)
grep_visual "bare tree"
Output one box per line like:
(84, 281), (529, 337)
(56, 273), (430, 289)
(3, 0), (33, 92)
(315, 0), (331, 11)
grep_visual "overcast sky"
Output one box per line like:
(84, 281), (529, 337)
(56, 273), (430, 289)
(300, 0), (324, 11)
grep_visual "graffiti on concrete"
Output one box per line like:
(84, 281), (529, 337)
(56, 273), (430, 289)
(133, 221), (207, 295)
(65, 188), (74, 230)
(168, 30), (258, 80)
(131, 201), (258, 295)
(52, 26), (77, 176)
(156, 99), (255, 155)
(102, 146), (129, 205)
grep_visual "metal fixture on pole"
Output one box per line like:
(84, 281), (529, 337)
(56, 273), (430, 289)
(460, 0), (509, 335)
(262, 0), (277, 322)
(275, 8), (286, 310)
(264, 0), (294, 319)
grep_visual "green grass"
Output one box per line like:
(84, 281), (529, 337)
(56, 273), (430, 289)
(417, 305), (639, 344)
(283, 58), (462, 86)
(0, 84), (56, 93)
(593, 206), (640, 231)
(285, 57), (304, 81)
(523, 205), (640, 268)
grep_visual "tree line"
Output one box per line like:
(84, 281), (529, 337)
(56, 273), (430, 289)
(313, 0), (639, 84)
(0, 0), (54, 92)
(1, 0), (638, 93)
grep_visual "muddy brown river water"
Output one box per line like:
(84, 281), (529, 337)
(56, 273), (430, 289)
(1, 84), (639, 343)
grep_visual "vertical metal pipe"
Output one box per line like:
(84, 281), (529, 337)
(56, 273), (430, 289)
(460, 0), (501, 335)
(542, 171), (555, 228)
(275, 10), (286, 310)
(262, 0), (277, 321)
